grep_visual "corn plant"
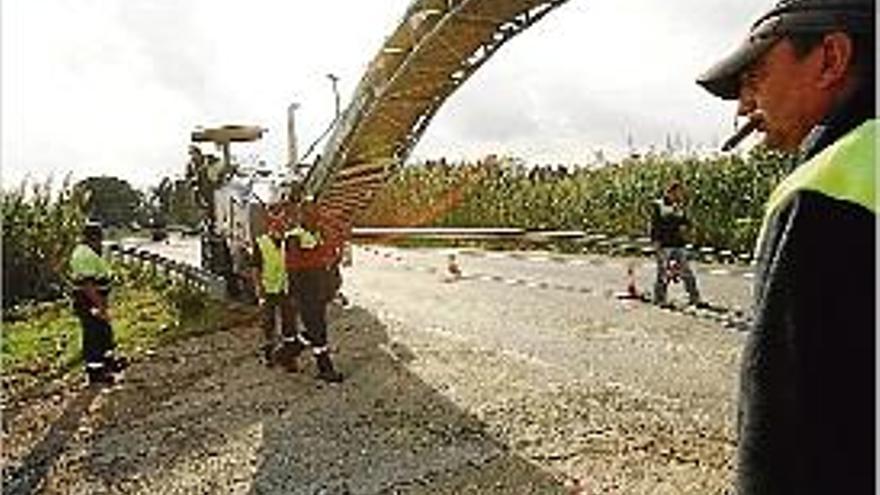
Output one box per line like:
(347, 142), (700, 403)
(2, 177), (88, 307)
(358, 148), (791, 253)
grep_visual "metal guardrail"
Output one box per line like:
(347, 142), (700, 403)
(350, 227), (755, 265)
(106, 244), (226, 298)
(351, 227), (525, 239)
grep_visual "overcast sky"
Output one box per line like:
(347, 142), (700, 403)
(2, 0), (768, 190)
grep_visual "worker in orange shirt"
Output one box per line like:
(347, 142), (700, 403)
(281, 197), (348, 383)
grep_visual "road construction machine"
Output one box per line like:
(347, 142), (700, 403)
(186, 105), (302, 297)
(185, 0), (573, 296)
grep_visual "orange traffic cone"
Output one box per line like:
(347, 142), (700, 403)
(616, 261), (640, 300)
(446, 253), (462, 282)
(566, 478), (589, 495)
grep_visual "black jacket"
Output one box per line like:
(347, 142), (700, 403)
(649, 198), (690, 247)
(737, 87), (876, 494)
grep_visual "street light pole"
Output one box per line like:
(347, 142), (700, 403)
(327, 73), (340, 121)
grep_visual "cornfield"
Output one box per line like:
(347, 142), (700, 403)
(2, 178), (88, 307)
(358, 147), (792, 254)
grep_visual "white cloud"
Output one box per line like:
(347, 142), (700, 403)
(414, 0), (765, 161)
(2, 0), (764, 189)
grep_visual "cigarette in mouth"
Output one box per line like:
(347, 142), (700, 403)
(722, 113), (763, 152)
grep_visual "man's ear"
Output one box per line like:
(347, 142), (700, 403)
(817, 32), (854, 90)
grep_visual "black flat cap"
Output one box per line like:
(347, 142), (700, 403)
(697, 0), (875, 100)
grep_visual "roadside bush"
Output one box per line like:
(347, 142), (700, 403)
(2, 178), (87, 307)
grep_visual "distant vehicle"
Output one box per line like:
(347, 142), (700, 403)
(148, 218), (168, 242)
(151, 229), (167, 242)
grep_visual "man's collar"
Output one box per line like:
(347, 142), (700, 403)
(798, 124), (827, 158)
(800, 83), (874, 161)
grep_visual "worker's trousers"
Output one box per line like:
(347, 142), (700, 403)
(289, 269), (332, 349)
(653, 247), (701, 305)
(261, 293), (297, 354)
(76, 311), (116, 369)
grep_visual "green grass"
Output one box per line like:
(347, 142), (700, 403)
(2, 271), (229, 395)
(2, 301), (81, 375)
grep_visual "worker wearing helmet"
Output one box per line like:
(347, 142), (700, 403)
(69, 221), (127, 385)
(282, 197), (347, 383)
(251, 206), (297, 369)
(698, 0), (875, 492)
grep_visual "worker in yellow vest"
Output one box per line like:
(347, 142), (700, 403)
(697, 0), (875, 492)
(69, 222), (127, 385)
(251, 209), (298, 369)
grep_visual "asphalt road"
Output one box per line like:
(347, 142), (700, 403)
(141, 234), (751, 448)
(9, 236), (750, 493)
(340, 244), (749, 491)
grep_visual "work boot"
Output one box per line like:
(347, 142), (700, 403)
(105, 354), (129, 373)
(335, 292), (352, 309)
(690, 299), (710, 309)
(87, 366), (115, 386)
(262, 345), (276, 368)
(315, 353), (343, 383)
(654, 297), (673, 309)
(276, 340), (305, 373)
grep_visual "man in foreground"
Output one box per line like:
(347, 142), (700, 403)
(697, 0), (875, 492)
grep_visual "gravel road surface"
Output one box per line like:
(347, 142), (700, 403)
(3, 240), (749, 494)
